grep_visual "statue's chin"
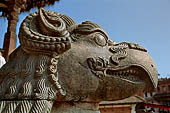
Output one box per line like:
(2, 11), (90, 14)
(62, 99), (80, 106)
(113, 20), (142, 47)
(95, 78), (145, 101)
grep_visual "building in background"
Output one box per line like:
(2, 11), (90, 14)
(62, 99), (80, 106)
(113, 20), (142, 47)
(99, 95), (145, 113)
(153, 78), (170, 113)
(144, 88), (157, 104)
(102, 78), (170, 113)
(153, 78), (170, 105)
(142, 78), (170, 113)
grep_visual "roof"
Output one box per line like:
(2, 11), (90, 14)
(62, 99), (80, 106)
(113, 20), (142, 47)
(158, 78), (170, 85)
(99, 95), (145, 106)
(0, 0), (60, 17)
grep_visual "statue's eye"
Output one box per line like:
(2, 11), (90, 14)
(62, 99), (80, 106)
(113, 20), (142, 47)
(94, 33), (107, 46)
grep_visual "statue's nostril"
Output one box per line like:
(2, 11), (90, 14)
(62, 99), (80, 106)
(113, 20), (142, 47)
(110, 56), (119, 65)
(151, 64), (154, 67)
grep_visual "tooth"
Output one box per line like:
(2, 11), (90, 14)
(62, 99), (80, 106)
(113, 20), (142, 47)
(130, 70), (133, 73)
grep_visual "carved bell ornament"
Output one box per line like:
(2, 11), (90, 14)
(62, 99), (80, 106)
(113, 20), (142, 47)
(0, 9), (158, 113)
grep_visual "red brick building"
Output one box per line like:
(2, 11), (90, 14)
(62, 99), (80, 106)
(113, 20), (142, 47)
(143, 78), (170, 113)
(154, 78), (170, 106)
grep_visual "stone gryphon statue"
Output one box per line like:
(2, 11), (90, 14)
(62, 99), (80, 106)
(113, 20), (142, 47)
(0, 9), (157, 113)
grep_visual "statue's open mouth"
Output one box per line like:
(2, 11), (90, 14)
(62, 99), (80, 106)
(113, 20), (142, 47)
(87, 57), (150, 85)
(105, 65), (149, 84)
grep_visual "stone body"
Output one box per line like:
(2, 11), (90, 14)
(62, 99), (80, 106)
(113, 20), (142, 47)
(0, 9), (158, 113)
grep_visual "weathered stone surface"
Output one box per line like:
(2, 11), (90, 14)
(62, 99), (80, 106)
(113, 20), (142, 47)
(0, 9), (158, 113)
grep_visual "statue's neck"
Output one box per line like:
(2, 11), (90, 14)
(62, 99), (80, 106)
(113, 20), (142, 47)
(51, 102), (100, 113)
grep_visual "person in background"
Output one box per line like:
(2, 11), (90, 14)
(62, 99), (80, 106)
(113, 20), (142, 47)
(0, 49), (6, 68)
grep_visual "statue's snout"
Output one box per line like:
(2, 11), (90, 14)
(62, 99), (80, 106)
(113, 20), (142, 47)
(109, 42), (158, 91)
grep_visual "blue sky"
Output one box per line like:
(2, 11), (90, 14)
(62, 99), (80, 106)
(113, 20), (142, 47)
(0, 0), (170, 78)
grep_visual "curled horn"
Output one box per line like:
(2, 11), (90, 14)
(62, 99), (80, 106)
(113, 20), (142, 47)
(38, 8), (68, 37)
(19, 9), (73, 55)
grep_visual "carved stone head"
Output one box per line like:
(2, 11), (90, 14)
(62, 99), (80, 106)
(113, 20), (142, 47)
(0, 9), (158, 112)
